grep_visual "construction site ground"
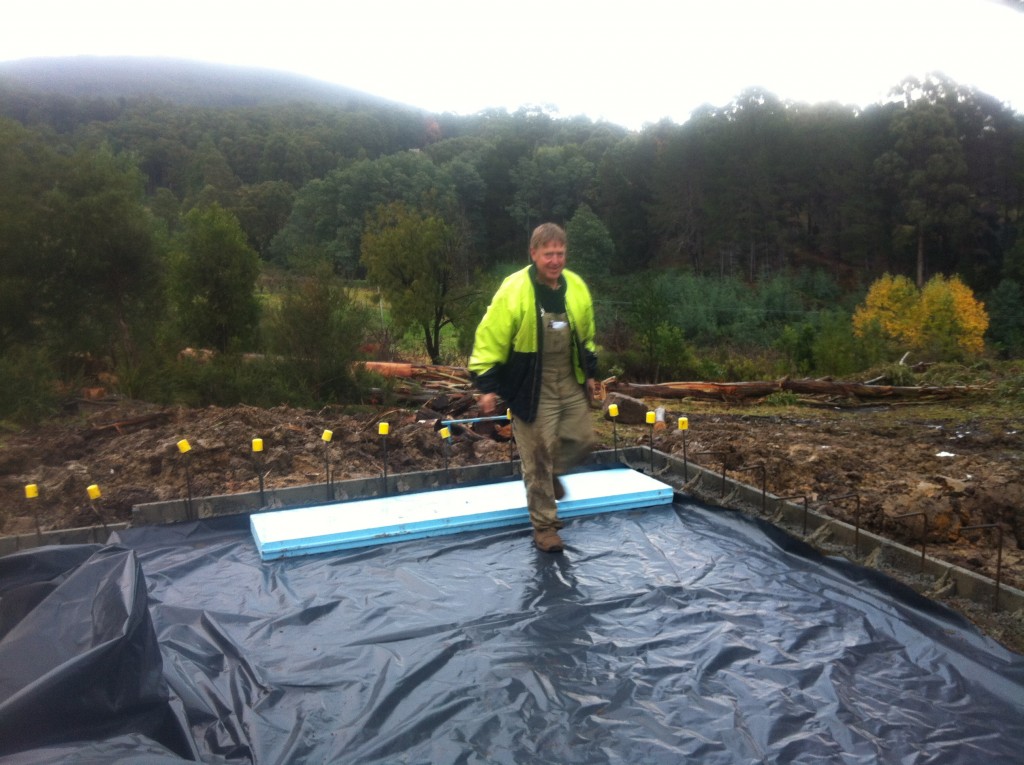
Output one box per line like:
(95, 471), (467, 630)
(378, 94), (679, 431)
(1, 393), (1021, 652)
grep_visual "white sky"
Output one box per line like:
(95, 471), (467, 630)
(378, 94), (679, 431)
(3, 0), (1022, 130)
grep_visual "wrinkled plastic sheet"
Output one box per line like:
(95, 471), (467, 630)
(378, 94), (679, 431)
(2, 499), (1023, 764)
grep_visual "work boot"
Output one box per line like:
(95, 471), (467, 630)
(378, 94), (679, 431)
(553, 476), (566, 500)
(533, 528), (564, 553)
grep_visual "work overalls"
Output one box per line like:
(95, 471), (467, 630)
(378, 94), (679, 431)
(512, 308), (595, 532)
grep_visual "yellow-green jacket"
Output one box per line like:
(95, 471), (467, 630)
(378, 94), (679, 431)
(469, 265), (597, 422)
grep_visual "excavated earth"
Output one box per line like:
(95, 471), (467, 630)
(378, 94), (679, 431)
(1, 395), (1022, 651)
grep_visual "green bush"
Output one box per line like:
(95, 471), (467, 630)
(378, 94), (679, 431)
(994, 362), (1024, 403)
(776, 322), (817, 374)
(162, 354), (301, 408)
(265, 270), (369, 403)
(880, 364), (921, 389)
(811, 310), (869, 377)
(764, 391), (801, 407)
(0, 346), (63, 425)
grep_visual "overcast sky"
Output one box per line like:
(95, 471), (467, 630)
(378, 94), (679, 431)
(3, 0), (1022, 130)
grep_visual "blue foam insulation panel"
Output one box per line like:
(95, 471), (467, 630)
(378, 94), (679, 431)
(250, 466), (674, 560)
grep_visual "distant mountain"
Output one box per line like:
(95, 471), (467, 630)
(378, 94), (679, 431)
(0, 56), (415, 112)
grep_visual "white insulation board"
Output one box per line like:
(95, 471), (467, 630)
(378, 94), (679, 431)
(251, 467), (674, 560)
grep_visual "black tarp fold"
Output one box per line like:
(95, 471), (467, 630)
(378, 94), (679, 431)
(0, 545), (195, 762)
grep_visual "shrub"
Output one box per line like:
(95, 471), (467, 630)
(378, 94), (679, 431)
(265, 269), (369, 403)
(764, 391), (801, 407)
(162, 354), (300, 408)
(0, 346), (63, 425)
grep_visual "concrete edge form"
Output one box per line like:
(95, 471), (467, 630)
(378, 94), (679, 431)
(0, 522), (130, 556)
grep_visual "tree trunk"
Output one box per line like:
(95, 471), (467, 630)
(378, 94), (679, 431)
(916, 225), (925, 288)
(423, 322), (441, 365)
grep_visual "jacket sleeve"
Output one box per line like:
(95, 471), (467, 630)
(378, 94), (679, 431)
(468, 281), (517, 393)
(574, 278), (599, 379)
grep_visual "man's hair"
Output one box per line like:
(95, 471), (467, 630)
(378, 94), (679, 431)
(530, 222), (567, 252)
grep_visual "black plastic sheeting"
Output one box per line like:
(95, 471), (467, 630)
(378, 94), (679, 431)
(2, 498), (1023, 764)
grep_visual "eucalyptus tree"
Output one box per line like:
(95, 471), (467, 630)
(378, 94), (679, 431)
(507, 144), (596, 234)
(360, 202), (472, 364)
(717, 88), (792, 279)
(271, 150), (469, 276)
(232, 180), (296, 258)
(646, 116), (712, 272)
(875, 80), (971, 287)
(593, 130), (658, 271)
(907, 76), (1024, 289)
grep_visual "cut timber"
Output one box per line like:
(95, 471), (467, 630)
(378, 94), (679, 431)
(361, 361), (415, 378)
(250, 467), (674, 560)
(358, 361), (471, 385)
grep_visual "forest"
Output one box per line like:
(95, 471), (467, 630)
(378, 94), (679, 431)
(1, 63), (1023, 422)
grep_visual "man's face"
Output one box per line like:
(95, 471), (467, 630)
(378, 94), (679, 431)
(530, 240), (566, 288)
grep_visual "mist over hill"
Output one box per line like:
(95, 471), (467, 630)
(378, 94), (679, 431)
(0, 55), (415, 111)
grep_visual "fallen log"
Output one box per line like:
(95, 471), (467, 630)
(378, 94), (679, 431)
(606, 377), (985, 402)
(607, 380), (781, 400)
(780, 379), (983, 399)
(86, 411), (172, 437)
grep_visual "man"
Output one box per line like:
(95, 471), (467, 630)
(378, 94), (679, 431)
(469, 223), (599, 553)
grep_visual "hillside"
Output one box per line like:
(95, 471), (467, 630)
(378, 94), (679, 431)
(0, 55), (415, 111)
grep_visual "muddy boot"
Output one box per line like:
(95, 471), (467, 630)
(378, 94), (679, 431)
(533, 528), (564, 553)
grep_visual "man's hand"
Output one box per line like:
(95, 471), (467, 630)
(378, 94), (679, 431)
(478, 392), (497, 414)
(585, 378), (601, 402)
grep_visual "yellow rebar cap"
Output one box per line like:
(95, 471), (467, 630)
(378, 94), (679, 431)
(87, 484), (101, 500)
(378, 422), (390, 436)
(646, 411), (656, 424)
(322, 429), (333, 442)
(25, 483), (39, 499)
(678, 416), (689, 431)
(608, 404), (619, 418)
(177, 439), (191, 454)
(252, 438), (264, 452)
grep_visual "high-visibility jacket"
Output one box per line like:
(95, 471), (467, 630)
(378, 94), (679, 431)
(469, 265), (598, 422)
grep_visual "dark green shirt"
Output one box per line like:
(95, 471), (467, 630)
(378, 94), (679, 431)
(530, 264), (567, 313)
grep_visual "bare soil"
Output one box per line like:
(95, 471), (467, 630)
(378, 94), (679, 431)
(1, 395), (1022, 651)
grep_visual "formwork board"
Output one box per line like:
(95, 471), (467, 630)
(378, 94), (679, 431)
(250, 467), (673, 560)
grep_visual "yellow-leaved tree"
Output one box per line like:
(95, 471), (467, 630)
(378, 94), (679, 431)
(852, 274), (920, 348)
(852, 274), (988, 360)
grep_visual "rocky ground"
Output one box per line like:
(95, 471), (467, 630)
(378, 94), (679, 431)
(1, 393), (1021, 651)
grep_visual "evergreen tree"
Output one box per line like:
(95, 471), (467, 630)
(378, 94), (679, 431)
(170, 203), (261, 352)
